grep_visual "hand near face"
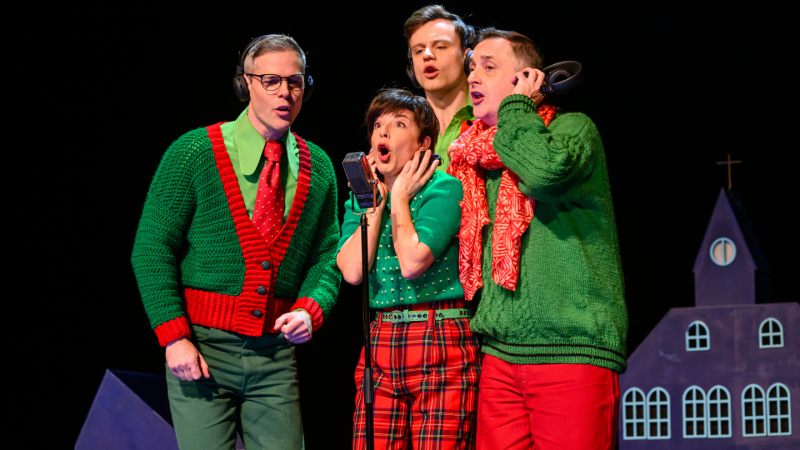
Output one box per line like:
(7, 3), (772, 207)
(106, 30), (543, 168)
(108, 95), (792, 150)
(365, 150), (388, 211)
(512, 68), (547, 105)
(366, 149), (376, 172)
(392, 150), (438, 203)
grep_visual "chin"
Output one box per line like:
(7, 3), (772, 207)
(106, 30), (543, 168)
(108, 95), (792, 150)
(378, 164), (400, 179)
(375, 162), (390, 174)
(472, 106), (489, 122)
(270, 118), (292, 130)
(420, 77), (451, 92)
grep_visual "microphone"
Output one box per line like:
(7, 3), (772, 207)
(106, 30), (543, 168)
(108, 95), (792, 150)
(539, 61), (583, 95)
(342, 152), (382, 210)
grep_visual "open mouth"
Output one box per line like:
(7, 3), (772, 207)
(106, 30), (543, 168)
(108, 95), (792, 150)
(423, 65), (439, 78)
(470, 91), (484, 103)
(276, 105), (291, 113)
(377, 144), (390, 163)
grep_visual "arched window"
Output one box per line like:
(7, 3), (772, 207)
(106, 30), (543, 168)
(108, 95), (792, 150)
(767, 383), (791, 436)
(686, 321), (710, 351)
(623, 388), (647, 440)
(683, 386), (707, 438)
(647, 388), (670, 439)
(707, 386), (732, 438)
(742, 384), (766, 437)
(759, 318), (784, 348)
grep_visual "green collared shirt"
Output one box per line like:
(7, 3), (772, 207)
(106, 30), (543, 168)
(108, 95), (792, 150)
(434, 97), (474, 173)
(220, 107), (299, 222)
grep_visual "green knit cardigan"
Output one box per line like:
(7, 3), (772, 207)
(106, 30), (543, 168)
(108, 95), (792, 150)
(132, 124), (341, 346)
(470, 95), (628, 373)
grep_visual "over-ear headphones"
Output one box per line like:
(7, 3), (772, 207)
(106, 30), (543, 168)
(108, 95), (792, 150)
(405, 23), (475, 89)
(539, 61), (583, 95)
(233, 35), (314, 103)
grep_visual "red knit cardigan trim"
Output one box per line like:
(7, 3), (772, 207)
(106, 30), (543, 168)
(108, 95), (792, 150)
(154, 123), (323, 346)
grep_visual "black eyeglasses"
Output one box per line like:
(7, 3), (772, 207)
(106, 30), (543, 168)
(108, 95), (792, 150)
(246, 73), (305, 92)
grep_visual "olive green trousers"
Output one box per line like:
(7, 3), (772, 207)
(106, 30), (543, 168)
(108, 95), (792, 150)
(166, 325), (303, 450)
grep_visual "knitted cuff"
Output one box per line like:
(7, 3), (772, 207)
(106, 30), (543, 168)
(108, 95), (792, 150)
(291, 297), (323, 331)
(154, 316), (192, 347)
(499, 94), (538, 115)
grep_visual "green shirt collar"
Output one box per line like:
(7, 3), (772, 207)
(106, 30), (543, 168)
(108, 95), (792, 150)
(441, 94), (474, 139)
(454, 95), (474, 124)
(232, 107), (299, 178)
(433, 94), (475, 171)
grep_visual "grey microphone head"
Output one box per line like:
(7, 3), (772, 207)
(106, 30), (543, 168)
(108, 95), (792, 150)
(342, 152), (382, 209)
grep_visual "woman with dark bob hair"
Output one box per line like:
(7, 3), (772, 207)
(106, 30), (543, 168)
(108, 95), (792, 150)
(337, 89), (480, 450)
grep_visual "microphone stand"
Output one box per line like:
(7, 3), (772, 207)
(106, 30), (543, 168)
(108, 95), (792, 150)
(360, 212), (375, 450)
(352, 184), (379, 450)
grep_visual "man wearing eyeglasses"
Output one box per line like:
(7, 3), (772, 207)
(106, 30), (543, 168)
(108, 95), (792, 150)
(132, 34), (341, 450)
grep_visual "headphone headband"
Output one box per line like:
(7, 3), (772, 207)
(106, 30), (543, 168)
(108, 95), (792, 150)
(238, 35), (268, 71)
(232, 35), (314, 102)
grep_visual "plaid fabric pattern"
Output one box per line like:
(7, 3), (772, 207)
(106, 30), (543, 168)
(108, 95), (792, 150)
(353, 299), (481, 450)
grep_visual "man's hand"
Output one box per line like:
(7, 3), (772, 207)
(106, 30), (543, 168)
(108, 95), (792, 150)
(166, 337), (210, 381)
(512, 68), (546, 106)
(392, 150), (438, 203)
(273, 310), (313, 344)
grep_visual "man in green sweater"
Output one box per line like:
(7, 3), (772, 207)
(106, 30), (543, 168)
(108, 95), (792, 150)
(447, 29), (627, 450)
(131, 35), (340, 450)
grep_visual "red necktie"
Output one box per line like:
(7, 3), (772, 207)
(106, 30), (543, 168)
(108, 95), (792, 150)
(252, 140), (285, 243)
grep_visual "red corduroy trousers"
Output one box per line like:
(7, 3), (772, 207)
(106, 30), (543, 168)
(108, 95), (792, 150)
(476, 354), (619, 450)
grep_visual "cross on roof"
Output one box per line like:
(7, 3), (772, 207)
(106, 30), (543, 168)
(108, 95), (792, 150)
(716, 154), (742, 190)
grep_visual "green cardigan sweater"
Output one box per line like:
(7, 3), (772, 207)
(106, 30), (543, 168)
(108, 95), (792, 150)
(132, 124), (341, 346)
(470, 95), (628, 373)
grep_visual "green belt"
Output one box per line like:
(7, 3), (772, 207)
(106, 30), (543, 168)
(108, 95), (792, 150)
(377, 308), (473, 323)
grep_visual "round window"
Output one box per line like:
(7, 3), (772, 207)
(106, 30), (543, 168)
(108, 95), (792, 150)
(710, 237), (736, 266)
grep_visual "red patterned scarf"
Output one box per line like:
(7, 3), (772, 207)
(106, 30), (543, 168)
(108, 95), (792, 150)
(447, 102), (556, 300)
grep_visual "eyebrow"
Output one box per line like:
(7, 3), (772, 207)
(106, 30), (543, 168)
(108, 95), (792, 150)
(375, 113), (412, 124)
(410, 39), (454, 50)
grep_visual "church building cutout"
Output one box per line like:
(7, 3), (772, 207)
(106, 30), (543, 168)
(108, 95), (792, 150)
(619, 188), (798, 449)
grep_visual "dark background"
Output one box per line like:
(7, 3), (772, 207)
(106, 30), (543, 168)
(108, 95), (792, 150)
(44, 1), (796, 448)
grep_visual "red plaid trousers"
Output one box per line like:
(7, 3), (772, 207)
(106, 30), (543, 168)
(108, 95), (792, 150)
(353, 299), (481, 450)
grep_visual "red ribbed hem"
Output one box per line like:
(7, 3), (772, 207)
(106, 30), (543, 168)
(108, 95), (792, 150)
(292, 297), (323, 331)
(154, 317), (192, 347)
(185, 287), (297, 336)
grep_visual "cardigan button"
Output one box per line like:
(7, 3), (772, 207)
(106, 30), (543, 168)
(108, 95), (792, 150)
(257, 286), (267, 295)
(262, 260), (271, 270)
(251, 310), (263, 318)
